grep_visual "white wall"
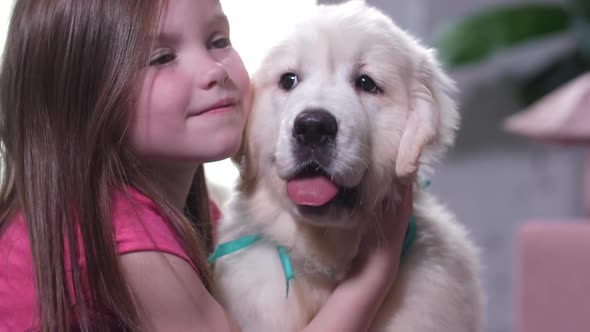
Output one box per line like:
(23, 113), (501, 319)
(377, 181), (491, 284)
(0, 0), (15, 180)
(0, 1), (15, 58)
(0, 1), (13, 44)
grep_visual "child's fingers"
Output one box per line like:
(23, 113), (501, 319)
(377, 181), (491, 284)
(397, 184), (413, 228)
(366, 184), (414, 247)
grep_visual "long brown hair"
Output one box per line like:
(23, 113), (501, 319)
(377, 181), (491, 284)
(0, 1), (212, 331)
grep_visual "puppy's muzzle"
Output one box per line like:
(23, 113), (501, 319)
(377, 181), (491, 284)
(292, 109), (337, 166)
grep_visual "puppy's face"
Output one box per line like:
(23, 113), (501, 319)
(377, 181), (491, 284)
(238, 2), (458, 228)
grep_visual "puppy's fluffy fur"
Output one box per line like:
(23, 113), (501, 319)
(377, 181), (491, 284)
(212, 1), (483, 331)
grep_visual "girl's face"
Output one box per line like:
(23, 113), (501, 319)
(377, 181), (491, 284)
(130, 0), (250, 167)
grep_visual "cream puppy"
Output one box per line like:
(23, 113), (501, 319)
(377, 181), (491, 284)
(211, 1), (483, 331)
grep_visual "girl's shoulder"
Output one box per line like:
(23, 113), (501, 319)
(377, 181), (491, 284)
(112, 186), (159, 217)
(113, 186), (221, 223)
(111, 186), (197, 271)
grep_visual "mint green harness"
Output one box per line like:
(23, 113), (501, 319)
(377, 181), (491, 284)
(208, 216), (417, 297)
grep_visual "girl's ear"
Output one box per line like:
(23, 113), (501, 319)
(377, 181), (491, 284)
(395, 50), (458, 181)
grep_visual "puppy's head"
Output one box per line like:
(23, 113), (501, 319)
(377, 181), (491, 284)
(236, 1), (458, 228)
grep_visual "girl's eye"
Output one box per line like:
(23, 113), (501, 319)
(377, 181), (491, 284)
(149, 53), (176, 66)
(355, 75), (382, 94)
(279, 73), (299, 91)
(210, 37), (231, 49)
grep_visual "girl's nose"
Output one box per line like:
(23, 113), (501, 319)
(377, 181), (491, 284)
(199, 59), (229, 90)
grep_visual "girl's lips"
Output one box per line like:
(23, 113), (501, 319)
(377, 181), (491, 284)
(203, 103), (236, 115)
(189, 98), (237, 117)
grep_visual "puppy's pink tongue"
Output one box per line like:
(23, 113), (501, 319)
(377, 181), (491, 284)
(287, 176), (339, 206)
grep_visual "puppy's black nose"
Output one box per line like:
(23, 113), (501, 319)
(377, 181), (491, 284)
(293, 110), (337, 147)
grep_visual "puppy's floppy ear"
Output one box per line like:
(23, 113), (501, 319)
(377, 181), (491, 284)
(230, 86), (251, 169)
(395, 49), (458, 181)
(232, 86), (258, 194)
(232, 134), (256, 194)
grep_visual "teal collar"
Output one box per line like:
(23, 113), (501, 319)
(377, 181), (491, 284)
(402, 215), (417, 256)
(208, 234), (294, 296)
(207, 234), (262, 264)
(208, 216), (417, 297)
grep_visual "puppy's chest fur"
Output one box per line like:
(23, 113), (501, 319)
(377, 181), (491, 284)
(212, 227), (336, 331)
(212, 192), (481, 332)
(212, 194), (363, 331)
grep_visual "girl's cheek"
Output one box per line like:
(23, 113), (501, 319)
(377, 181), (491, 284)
(242, 80), (253, 116)
(235, 70), (250, 97)
(226, 53), (250, 92)
(230, 63), (251, 113)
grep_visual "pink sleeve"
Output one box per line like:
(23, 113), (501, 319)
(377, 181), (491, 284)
(112, 189), (198, 272)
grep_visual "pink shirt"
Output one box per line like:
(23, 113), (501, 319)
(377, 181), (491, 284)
(0, 187), (218, 331)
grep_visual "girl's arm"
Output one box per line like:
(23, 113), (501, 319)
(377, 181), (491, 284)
(120, 185), (412, 332)
(119, 252), (241, 332)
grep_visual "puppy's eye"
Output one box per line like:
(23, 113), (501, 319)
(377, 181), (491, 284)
(355, 75), (382, 94)
(279, 73), (299, 90)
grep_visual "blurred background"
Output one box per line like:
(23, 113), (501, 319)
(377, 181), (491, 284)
(2, 1), (589, 331)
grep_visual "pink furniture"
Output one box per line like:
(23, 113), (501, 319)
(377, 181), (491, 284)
(505, 72), (590, 332)
(517, 221), (590, 332)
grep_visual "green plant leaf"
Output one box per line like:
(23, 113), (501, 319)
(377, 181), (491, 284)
(434, 4), (572, 67)
(568, 0), (590, 21)
(567, 0), (590, 63)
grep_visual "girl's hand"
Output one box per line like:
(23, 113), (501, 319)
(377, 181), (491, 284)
(351, 183), (414, 282)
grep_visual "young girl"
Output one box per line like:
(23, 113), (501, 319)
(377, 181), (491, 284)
(0, 0), (413, 331)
